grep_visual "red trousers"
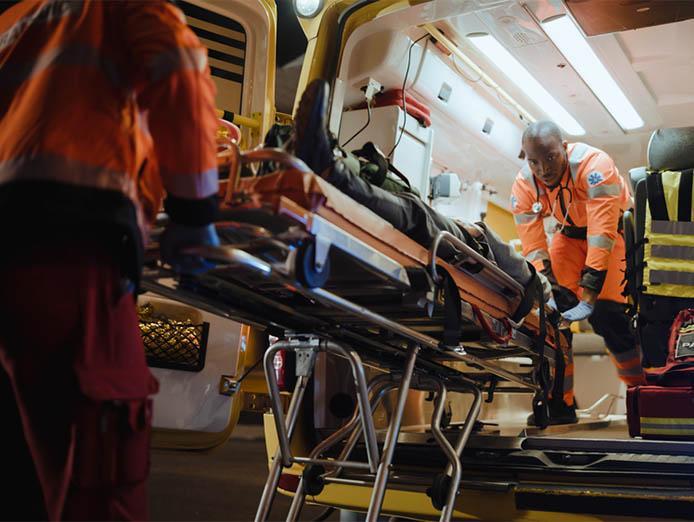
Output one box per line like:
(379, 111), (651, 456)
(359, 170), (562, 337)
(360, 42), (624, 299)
(0, 243), (157, 521)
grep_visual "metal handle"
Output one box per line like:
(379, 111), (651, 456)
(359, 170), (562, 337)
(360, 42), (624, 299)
(429, 231), (524, 294)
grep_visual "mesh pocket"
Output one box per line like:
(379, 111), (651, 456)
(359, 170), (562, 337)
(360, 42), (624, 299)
(137, 304), (209, 372)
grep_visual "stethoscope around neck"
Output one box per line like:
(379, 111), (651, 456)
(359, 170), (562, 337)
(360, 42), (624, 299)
(531, 171), (576, 227)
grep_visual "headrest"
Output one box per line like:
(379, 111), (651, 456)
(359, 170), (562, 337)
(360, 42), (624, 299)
(628, 166), (647, 192)
(648, 127), (694, 171)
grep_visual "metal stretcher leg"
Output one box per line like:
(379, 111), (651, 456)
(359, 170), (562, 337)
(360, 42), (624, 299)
(366, 344), (420, 522)
(286, 376), (396, 522)
(255, 369), (311, 522)
(256, 337), (381, 522)
(432, 384), (482, 520)
(428, 381), (461, 522)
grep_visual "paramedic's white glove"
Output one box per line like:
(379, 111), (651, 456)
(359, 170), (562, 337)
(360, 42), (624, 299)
(561, 301), (594, 322)
(161, 222), (220, 275)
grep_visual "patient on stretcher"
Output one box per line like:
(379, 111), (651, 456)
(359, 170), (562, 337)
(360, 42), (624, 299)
(289, 80), (550, 302)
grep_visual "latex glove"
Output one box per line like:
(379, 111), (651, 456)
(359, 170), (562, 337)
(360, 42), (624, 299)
(160, 222), (220, 275)
(546, 296), (557, 311)
(561, 300), (594, 322)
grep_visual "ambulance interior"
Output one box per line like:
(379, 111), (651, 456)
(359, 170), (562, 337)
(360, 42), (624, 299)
(140, 0), (694, 520)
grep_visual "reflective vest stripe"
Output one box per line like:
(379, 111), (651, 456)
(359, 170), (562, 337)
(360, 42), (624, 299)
(651, 245), (694, 260)
(1, 44), (122, 89)
(587, 234), (614, 250)
(148, 47), (208, 83)
(640, 418), (694, 435)
(161, 166), (218, 199)
(587, 183), (621, 199)
(568, 143), (589, 181)
(651, 220), (694, 235)
(649, 270), (694, 286)
(513, 212), (538, 225)
(0, 153), (136, 199)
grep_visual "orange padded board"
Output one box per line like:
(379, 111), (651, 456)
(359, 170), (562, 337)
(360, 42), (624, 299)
(234, 170), (521, 320)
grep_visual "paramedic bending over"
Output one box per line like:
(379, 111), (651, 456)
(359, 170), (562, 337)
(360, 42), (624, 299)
(512, 121), (646, 392)
(0, 1), (219, 520)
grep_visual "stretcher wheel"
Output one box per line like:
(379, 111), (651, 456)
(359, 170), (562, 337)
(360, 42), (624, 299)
(426, 473), (452, 511)
(296, 242), (331, 288)
(302, 464), (325, 496)
(532, 394), (550, 429)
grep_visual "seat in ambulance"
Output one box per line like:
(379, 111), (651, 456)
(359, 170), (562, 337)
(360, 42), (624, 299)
(625, 126), (694, 367)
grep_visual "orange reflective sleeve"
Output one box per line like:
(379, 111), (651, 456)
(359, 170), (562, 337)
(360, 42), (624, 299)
(575, 152), (625, 292)
(511, 174), (549, 272)
(121, 1), (218, 206)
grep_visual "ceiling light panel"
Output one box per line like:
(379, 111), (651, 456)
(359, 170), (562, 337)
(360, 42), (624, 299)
(468, 33), (586, 136)
(542, 15), (643, 130)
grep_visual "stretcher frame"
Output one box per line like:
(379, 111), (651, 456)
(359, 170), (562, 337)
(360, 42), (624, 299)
(142, 148), (563, 522)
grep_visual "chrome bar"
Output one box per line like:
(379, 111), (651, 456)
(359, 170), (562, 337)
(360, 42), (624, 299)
(254, 373), (311, 522)
(429, 382), (461, 522)
(309, 287), (538, 390)
(263, 345), (295, 467)
(366, 344), (420, 522)
(292, 457), (371, 470)
(328, 343), (380, 474)
(241, 148), (312, 172)
(447, 384), (483, 476)
(287, 375), (395, 522)
(429, 231), (524, 294)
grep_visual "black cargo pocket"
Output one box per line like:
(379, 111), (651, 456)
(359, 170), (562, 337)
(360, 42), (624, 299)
(72, 397), (153, 488)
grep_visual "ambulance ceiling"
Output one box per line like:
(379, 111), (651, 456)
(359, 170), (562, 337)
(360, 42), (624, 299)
(445, 0), (694, 173)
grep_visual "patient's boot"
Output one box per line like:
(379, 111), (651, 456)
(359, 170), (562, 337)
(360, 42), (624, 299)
(293, 79), (336, 175)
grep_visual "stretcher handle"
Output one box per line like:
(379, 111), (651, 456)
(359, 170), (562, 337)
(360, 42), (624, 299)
(429, 231), (524, 294)
(222, 148), (313, 206)
(472, 305), (512, 345)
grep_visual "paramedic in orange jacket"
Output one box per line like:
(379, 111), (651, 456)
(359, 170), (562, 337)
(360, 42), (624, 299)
(0, 1), (219, 520)
(512, 121), (646, 407)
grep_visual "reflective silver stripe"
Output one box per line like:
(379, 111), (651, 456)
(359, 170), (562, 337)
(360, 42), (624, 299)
(651, 245), (694, 260)
(587, 183), (621, 199)
(520, 164), (533, 180)
(588, 234), (615, 250)
(514, 212), (538, 225)
(0, 154), (137, 199)
(1, 44), (121, 89)
(161, 166), (218, 199)
(148, 47), (208, 82)
(641, 422), (694, 430)
(527, 249), (549, 262)
(563, 375), (574, 393)
(649, 270), (694, 286)
(568, 142), (590, 180)
(0, 0), (81, 53)
(651, 220), (694, 235)
(612, 347), (641, 363)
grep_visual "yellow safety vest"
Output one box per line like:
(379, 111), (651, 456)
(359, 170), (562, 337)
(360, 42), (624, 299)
(643, 169), (694, 297)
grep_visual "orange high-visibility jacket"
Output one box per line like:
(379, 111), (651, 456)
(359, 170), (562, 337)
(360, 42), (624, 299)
(511, 143), (632, 293)
(0, 0), (218, 263)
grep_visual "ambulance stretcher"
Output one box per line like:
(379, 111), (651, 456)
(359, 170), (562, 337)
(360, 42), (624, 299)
(142, 147), (569, 522)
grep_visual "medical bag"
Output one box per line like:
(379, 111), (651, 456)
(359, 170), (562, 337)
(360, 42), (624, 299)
(627, 308), (694, 439)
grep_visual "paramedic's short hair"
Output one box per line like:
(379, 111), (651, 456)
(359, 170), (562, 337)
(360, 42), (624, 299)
(522, 121), (564, 144)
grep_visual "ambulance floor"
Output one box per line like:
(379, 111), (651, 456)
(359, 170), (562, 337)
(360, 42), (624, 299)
(149, 423), (339, 521)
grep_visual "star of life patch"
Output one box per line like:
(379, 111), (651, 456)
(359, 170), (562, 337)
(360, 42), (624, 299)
(588, 171), (604, 186)
(510, 195), (517, 210)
